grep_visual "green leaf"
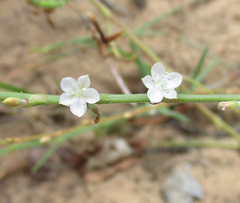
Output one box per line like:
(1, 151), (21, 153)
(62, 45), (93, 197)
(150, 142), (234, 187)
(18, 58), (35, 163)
(33, 36), (95, 53)
(0, 140), (41, 155)
(32, 142), (61, 173)
(180, 36), (237, 70)
(0, 83), (30, 93)
(29, 0), (73, 9)
(192, 46), (209, 80)
(196, 58), (218, 83)
(158, 107), (189, 123)
(107, 47), (135, 61)
(130, 41), (151, 76)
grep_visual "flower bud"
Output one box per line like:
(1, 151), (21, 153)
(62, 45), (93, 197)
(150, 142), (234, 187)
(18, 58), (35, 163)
(218, 101), (240, 111)
(2, 97), (27, 107)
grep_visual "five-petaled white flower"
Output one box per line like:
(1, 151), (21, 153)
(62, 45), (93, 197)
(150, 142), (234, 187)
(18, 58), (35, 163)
(59, 75), (100, 117)
(142, 62), (182, 103)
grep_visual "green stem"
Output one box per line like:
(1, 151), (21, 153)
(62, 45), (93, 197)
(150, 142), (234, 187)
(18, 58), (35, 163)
(99, 94), (240, 104)
(1, 91), (240, 106)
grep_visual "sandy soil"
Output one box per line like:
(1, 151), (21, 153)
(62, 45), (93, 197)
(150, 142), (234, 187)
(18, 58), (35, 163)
(0, 0), (240, 202)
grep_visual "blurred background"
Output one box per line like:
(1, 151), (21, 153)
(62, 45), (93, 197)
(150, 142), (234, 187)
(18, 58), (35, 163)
(0, 0), (240, 202)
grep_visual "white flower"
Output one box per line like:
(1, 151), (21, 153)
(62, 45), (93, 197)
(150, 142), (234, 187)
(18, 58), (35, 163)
(142, 62), (182, 103)
(59, 75), (100, 117)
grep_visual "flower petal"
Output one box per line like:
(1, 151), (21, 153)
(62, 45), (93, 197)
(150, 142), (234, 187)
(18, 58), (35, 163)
(70, 97), (87, 117)
(77, 75), (91, 89)
(151, 62), (166, 83)
(147, 88), (163, 103)
(83, 88), (100, 104)
(142, 75), (155, 89)
(60, 77), (78, 93)
(163, 89), (177, 99)
(163, 72), (182, 89)
(59, 93), (74, 106)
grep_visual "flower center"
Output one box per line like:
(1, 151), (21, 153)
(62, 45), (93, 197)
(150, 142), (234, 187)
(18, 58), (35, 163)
(154, 72), (169, 90)
(75, 88), (86, 98)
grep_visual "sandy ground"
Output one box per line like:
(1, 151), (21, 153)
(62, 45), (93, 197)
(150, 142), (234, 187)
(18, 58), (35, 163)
(0, 0), (240, 202)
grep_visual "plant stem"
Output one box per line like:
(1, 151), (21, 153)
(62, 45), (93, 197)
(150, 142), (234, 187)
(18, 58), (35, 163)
(1, 91), (240, 106)
(99, 94), (240, 104)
